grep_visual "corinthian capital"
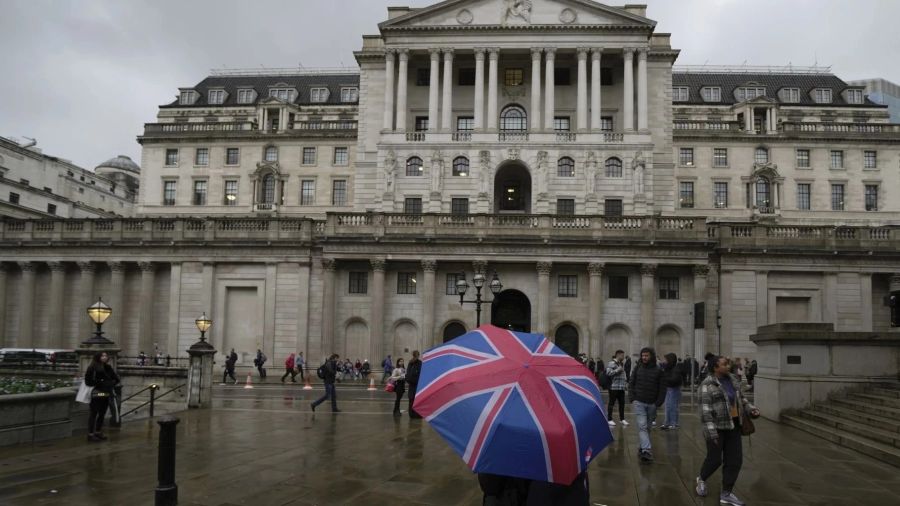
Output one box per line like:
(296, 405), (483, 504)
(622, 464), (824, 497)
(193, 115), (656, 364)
(536, 262), (553, 275)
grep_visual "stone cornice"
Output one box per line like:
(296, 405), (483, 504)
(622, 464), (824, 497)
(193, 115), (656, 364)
(381, 24), (655, 33)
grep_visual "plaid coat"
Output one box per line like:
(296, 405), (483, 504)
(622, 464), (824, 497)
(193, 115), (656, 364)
(700, 373), (757, 441)
(605, 360), (627, 391)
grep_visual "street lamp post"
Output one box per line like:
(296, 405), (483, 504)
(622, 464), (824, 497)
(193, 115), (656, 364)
(187, 312), (216, 409)
(456, 272), (503, 327)
(85, 297), (113, 345)
(195, 312), (212, 343)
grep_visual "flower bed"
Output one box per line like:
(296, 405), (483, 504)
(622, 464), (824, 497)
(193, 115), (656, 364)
(0, 377), (74, 396)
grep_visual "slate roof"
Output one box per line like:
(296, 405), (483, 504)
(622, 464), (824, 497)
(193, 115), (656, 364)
(161, 73), (361, 108)
(672, 72), (882, 107)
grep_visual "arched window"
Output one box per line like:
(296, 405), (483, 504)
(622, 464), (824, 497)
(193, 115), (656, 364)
(754, 147), (769, 165)
(264, 146), (278, 162)
(260, 174), (276, 204)
(605, 157), (623, 178)
(406, 156), (423, 176)
(756, 178), (771, 211)
(452, 156), (469, 176)
(500, 105), (527, 132)
(557, 157), (575, 177)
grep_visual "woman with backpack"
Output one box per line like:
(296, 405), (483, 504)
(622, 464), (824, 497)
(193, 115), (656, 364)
(389, 358), (406, 416)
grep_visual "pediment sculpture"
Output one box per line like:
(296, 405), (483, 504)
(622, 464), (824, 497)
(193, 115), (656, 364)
(502, 0), (532, 25)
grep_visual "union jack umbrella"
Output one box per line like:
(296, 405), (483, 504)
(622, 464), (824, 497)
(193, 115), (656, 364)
(413, 325), (613, 485)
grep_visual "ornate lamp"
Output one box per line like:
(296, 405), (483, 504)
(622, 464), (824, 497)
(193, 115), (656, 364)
(195, 312), (212, 343)
(85, 297), (113, 344)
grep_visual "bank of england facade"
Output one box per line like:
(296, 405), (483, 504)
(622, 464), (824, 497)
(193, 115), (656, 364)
(2, 0), (899, 367)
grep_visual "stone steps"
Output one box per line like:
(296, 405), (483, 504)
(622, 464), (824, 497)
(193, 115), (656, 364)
(869, 387), (900, 399)
(781, 415), (900, 467)
(797, 410), (900, 448)
(813, 403), (900, 434)
(857, 393), (900, 409)
(831, 398), (900, 420)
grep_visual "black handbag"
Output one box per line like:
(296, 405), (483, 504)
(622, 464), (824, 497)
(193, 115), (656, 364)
(740, 407), (756, 436)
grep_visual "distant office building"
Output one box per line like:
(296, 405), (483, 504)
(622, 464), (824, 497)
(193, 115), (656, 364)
(849, 78), (900, 122)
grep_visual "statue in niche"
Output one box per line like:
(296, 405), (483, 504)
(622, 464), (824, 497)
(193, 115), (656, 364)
(585, 151), (598, 195)
(431, 149), (444, 193)
(502, 0), (532, 24)
(632, 151), (646, 195)
(384, 149), (397, 190)
(480, 150), (492, 195)
(536, 150), (549, 195)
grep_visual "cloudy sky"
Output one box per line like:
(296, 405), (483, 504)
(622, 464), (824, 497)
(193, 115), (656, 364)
(1, 0), (897, 169)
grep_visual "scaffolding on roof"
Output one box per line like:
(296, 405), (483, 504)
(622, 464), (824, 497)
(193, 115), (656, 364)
(673, 64), (833, 75)
(209, 66), (360, 77)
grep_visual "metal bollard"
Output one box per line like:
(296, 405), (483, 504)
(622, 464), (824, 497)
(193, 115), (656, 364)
(149, 384), (158, 418)
(155, 416), (180, 506)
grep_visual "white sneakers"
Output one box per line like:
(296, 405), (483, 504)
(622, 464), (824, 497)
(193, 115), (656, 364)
(621, 419), (630, 426)
(608, 420), (629, 427)
(608, 420), (616, 426)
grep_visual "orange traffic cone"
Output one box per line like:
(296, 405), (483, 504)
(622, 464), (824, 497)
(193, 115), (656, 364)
(367, 378), (376, 391)
(243, 372), (254, 389)
(303, 375), (313, 390)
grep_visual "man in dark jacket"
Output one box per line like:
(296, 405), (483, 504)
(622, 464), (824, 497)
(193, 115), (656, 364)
(310, 354), (341, 412)
(628, 347), (666, 462)
(406, 350), (423, 419)
(661, 353), (683, 430)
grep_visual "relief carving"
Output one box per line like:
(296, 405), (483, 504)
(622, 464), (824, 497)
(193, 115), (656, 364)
(479, 150), (492, 196)
(501, 0), (532, 25)
(632, 151), (646, 195)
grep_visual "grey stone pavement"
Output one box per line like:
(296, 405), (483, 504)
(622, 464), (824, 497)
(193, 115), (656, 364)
(1, 382), (899, 506)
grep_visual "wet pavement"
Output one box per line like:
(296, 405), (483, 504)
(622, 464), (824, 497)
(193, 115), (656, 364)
(0, 383), (898, 505)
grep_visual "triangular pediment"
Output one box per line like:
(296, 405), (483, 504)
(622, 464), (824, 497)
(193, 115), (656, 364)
(380, 0), (655, 30)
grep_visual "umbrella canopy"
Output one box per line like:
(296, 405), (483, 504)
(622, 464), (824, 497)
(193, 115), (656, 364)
(413, 325), (613, 485)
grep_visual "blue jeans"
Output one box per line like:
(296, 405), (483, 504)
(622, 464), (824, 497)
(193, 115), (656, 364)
(633, 401), (655, 451)
(665, 387), (681, 427)
(312, 383), (338, 410)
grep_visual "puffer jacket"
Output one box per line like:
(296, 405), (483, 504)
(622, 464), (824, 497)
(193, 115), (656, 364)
(662, 353), (683, 388)
(628, 348), (665, 405)
(700, 373), (757, 440)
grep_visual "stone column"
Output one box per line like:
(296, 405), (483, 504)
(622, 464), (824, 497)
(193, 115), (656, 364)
(47, 262), (66, 348)
(0, 264), (7, 344)
(382, 50), (396, 131)
(693, 265), (709, 359)
(577, 48), (589, 131)
(637, 48), (648, 132)
(543, 48), (556, 131)
(719, 269), (733, 355)
(17, 262), (35, 348)
(823, 272), (838, 327)
(186, 339), (216, 409)
(138, 262), (156, 356)
(587, 263), (604, 358)
(770, 108), (778, 132)
(107, 261), (126, 344)
(890, 275), (900, 333)
(370, 259), (386, 362)
(860, 272), (873, 332)
(422, 260), (437, 348)
(746, 107), (755, 133)
(590, 49), (602, 131)
(428, 49), (441, 132)
(321, 258), (336, 356)
(530, 48), (543, 130)
(536, 262), (553, 336)
(756, 271), (769, 329)
(473, 48), (486, 131)
(77, 262), (96, 346)
(640, 264), (656, 346)
(297, 262), (311, 356)
(167, 262), (181, 355)
(396, 49), (409, 132)
(623, 48), (635, 132)
(441, 49), (454, 131)
(487, 48), (499, 130)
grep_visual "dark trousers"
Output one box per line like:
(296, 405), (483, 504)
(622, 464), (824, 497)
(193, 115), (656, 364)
(281, 367), (297, 382)
(312, 383), (338, 410)
(700, 423), (743, 492)
(607, 389), (626, 421)
(408, 383), (421, 418)
(223, 369), (236, 383)
(88, 396), (110, 433)
(297, 367), (305, 381)
(393, 384), (406, 413)
(257, 365), (266, 378)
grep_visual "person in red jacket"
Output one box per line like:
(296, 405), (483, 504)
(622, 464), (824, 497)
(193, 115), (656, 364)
(281, 353), (297, 383)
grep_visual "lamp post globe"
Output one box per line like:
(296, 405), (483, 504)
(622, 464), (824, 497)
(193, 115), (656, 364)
(489, 272), (503, 295)
(473, 273), (486, 289)
(195, 312), (212, 342)
(85, 297), (113, 344)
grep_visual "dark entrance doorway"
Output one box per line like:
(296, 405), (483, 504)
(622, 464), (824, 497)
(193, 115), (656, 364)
(493, 163), (532, 213)
(442, 322), (467, 343)
(491, 290), (531, 332)
(554, 324), (579, 357)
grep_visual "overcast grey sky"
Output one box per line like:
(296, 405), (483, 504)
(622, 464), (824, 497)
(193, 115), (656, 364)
(1, 0), (897, 170)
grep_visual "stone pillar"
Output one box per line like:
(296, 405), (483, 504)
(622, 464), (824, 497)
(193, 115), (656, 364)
(47, 261), (66, 349)
(186, 339), (216, 409)
(747, 107), (755, 133)
(693, 265), (709, 359)
(396, 49), (409, 132)
(167, 263), (181, 355)
(890, 275), (900, 333)
(107, 261), (126, 344)
(623, 48), (635, 132)
(382, 49), (395, 131)
(590, 49), (602, 131)
(823, 272), (838, 327)
(428, 49), (441, 132)
(487, 49), (499, 130)
(77, 262), (96, 346)
(640, 264), (656, 346)
(536, 262), (552, 336)
(637, 48), (648, 132)
(530, 48), (543, 130)
(297, 262), (311, 356)
(18, 261), (36, 348)
(587, 263), (604, 358)
(756, 271), (769, 329)
(577, 48), (588, 131)
(473, 48), (486, 131)
(321, 259), (336, 356)
(770, 107), (778, 132)
(719, 269), (733, 355)
(138, 262), (156, 356)
(422, 260), (437, 348)
(441, 49), (454, 131)
(0, 264), (7, 345)
(370, 259), (386, 362)
(543, 48), (556, 131)
(860, 272), (873, 332)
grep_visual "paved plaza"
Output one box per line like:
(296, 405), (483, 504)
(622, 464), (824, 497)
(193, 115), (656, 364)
(0, 384), (898, 506)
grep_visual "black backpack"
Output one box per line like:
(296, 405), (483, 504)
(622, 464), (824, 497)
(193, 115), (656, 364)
(597, 368), (613, 390)
(317, 362), (327, 379)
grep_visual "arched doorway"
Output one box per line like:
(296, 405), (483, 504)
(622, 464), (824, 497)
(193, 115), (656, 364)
(554, 324), (579, 357)
(392, 320), (418, 360)
(603, 324), (632, 361)
(656, 325), (682, 357)
(442, 322), (467, 343)
(344, 320), (369, 362)
(491, 289), (531, 332)
(494, 163), (532, 213)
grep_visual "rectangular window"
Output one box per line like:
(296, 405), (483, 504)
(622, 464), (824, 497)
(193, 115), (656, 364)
(349, 272), (368, 295)
(397, 272), (417, 295)
(714, 182), (728, 208)
(332, 180), (347, 206)
(237, 89), (255, 104)
(47, 203), (57, 215)
(8, 192), (19, 204)
(558, 275), (578, 297)
(302, 147), (317, 165)
(300, 180), (315, 206)
(701, 87), (721, 102)
(554, 68), (571, 86)
(556, 198), (575, 216)
(458, 68), (475, 86)
(831, 184), (845, 211)
(446, 273), (465, 295)
(608, 275), (629, 299)
(781, 88), (800, 103)
(456, 117), (474, 132)
(679, 148), (694, 166)
(310, 88), (329, 103)
(404, 197), (423, 214)
(451, 198), (469, 215)
(192, 180), (208, 206)
(179, 91), (195, 105)
(796, 149), (810, 168)
(659, 277), (679, 300)
(224, 180), (238, 206)
(208, 90), (225, 104)
(604, 199), (623, 217)
(830, 150), (844, 169)
(600, 117), (614, 131)
(333, 147), (349, 166)
(504, 68), (524, 86)
(269, 88), (294, 101)
(415, 117), (429, 132)
(226, 148), (240, 166)
(846, 89), (863, 104)
(814, 89), (833, 104)
(679, 182), (695, 208)
(713, 148), (728, 167)
(553, 117), (571, 132)
(797, 183), (811, 210)
(864, 150), (877, 169)
(737, 87), (766, 101)
(416, 68), (430, 86)
(165, 149), (178, 166)
(340, 87), (359, 102)
(195, 148), (209, 166)
(672, 86), (689, 101)
(865, 185), (879, 211)
(163, 181), (176, 206)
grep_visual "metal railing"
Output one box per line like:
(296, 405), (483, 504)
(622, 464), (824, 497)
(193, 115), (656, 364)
(119, 356), (190, 368)
(120, 383), (186, 420)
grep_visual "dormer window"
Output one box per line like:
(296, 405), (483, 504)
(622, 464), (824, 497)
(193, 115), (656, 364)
(340, 87), (359, 102)
(179, 90), (197, 105)
(237, 89), (256, 104)
(736, 87), (766, 102)
(672, 86), (689, 102)
(208, 89), (225, 105)
(701, 87), (721, 102)
(269, 88), (295, 102)
(311, 88), (330, 103)
(845, 89), (864, 104)
(813, 88), (833, 104)
(780, 88), (800, 103)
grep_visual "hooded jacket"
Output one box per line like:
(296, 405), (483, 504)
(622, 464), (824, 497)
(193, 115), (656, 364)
(662, 353), (683, 388)
(628, 347), (666, 405)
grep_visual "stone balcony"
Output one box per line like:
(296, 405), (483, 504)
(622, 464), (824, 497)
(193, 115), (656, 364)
(674, 120), (900, 140)
(139, 120), (357, 142)
(384, 131), (643, 146)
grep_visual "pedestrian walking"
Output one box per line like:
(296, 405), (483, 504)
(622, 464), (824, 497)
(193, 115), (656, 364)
(84, 351), (120, 442)
(310, 354), (341, 412)
(407, 350), (422, 419)
(281, 353), (298, 383)
(478, 473), (529, 506)
(605, 350), (629, 427)
(222, 351), (237, 384)
(390, 358), (406, 415)
(628, 347), (665, 463)
(381, 355), (393, 384)
(661, 353), (683, 430)
(254, 349), (267, 379)
(695, 356), (760, 506)
(296, 352), (305, 381)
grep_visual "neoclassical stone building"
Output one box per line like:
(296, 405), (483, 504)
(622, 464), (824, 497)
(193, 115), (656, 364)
(2, 0), (899, 367)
